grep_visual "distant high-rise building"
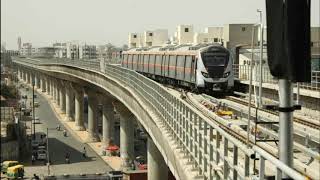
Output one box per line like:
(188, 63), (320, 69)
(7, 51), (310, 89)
(17, 37), (22, 50)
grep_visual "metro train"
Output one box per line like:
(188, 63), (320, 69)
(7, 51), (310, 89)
(121, 43), (234, 92)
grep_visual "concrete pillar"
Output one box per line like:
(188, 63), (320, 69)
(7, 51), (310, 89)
(64, 83), (74, 121)
(102, 97), (115, 147)
(50, 79), (54, 97)
(114, 102), (135, 170)
(148, 137), (168, 180)
(17, 69), (21, 80)
(27, 72), (30, 84)
(30, 73), (33, 85)
(74, 86), (85, 131)
(59, 82), (66, 113)
(46, 77), (50, 95)
(34, 74), (39, 88)
(23, 71), (26, 82)
(56, 82), (60, 105)
(86, 91), (99, 142)
(52, 80), (57, 102)
(40, 77), (45, 92)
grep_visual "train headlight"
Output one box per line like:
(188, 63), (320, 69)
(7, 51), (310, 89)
(223, 72), (230, 78)
(201, 71), (210, 78)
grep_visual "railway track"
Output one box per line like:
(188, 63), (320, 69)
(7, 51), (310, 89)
(184, 92), (317, 179)
(225, 96), (320, 130)
(184, 92), (269, 150)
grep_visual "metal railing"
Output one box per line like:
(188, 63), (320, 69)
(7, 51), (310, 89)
(233, 64), (320, 91)
(14, 57), (308, 180)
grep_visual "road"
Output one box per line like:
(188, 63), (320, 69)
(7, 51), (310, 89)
(19, 84), (112, 178)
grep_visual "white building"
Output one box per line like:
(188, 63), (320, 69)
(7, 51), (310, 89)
(20, 43), (33, 56)
(79, 44), (97, 59)
(194, 27), (223, 44)
(66, 42), (79, 59)
(176, 25), (194, 45)
(35, 47), (56, 58)
(223, 24), (259, 49)
(142, 29), (168, 47)
(53, 42), (67, 58)
(66, 42), (96, 59)
(128, 33), (142, 48)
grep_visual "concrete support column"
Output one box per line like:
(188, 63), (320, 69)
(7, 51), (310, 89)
(147, 137), (168, 180)
(56, 82), (60, 105)
(27, 72), (30, 84)
(114, 102), (134, 170)
(86, 91), (99, 142)
(50, 79), (54, 98)
(30, 73), (33, 85)
(64, 83), (74, 121)
(17, 69), (21, 80)
(59, 82), (66, 113)
(34, 74), (39, 88)
(102, 97), (115, 147)
(52, 80), (56, 102)
(23, 71), (26, 82)
(74, 85), (85, 130)
(40, 76), (45, 92)
(46, 77), (50, 95)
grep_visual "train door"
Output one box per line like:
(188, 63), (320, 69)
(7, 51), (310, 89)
(176, 55), (185, 81)
(168, 55), (177, 79)
(190, 56), (196, 82)
(149, 55), (155, 75)
(184, 56), (193, 82)
(155, 54), (162, 76)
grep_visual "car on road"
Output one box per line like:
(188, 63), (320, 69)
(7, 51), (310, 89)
(34, 102), (40, 108)
(34, 117), (40, 124)
(37, 150), (47, 160)
(1, 161), (19, 174)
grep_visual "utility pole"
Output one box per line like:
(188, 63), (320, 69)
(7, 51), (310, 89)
(47, 128), (50, 175)
(257, 9), (264, 108)
(278, 79), (293, 178)
(32, 76), (35, 140)
(247, 25), (257, 146)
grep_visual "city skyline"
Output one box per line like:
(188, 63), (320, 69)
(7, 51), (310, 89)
(1, 0), (320, 49)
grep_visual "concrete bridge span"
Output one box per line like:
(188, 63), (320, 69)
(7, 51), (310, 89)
(13, 58), (307, 180)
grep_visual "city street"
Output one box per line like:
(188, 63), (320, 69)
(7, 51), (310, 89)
(19, 84), (112, 178)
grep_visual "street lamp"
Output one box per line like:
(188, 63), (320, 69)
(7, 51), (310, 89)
(257, 9), (264, 108)
(32, 76), (36, 140)
(46, 127), (56, 175)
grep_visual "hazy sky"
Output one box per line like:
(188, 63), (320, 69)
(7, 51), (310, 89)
(1, 0), (319, 49)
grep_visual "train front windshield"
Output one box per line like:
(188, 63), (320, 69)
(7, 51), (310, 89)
(201, 48), (229, 78)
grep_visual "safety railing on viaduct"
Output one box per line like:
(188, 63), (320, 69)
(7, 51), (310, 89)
(13, 57), (307, 180)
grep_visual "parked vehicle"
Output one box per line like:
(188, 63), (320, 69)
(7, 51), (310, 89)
(1, 161), (19, 174)
(34, 117), (40, 124)
(37, 150), (47, 160)
(34, 102), (40, 108)
(6, 165), (24, 179)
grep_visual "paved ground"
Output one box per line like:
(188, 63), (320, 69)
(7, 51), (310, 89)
(19, 84), (112, 178)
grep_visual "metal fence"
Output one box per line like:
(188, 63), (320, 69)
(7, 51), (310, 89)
(14, 58), (307, 180)
(233, 64), (320, 91)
